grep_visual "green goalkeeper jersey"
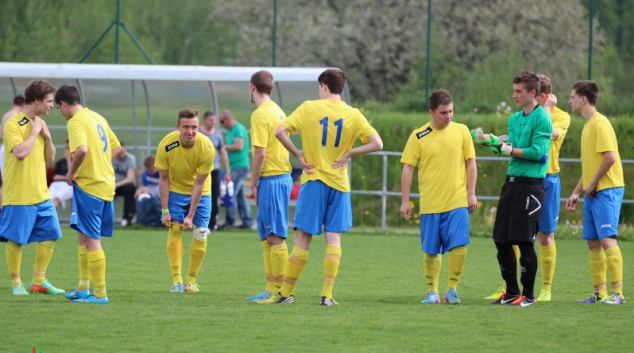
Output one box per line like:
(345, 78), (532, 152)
(507, 104), (552, 178)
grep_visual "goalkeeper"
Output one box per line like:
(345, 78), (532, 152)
(472, 71), (552, 307)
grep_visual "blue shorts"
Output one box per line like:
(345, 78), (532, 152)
(293, 180), (352, 235)
(257, 174), (292, 240)
(71, 184), (114, 240)
(419, 208), (470, 255)
(539, 174), (561, 233)
(163, 191), (211, 228)
(582, 186), (624, 240)
(0, 199), (63, 245)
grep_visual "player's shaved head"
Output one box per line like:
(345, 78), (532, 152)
(318, 69), (346, 95)
(537, 74), (552, 95)
(25, 79), (55, 104)
(513, 71), (540, 97)
(428, 89), (453, 111)
(250, 71), (274, 95)
(177, 108), (199, 122)
(572, 80), (600, 106)
(55, 84), (82, 106)
(13, 95), (25, 106)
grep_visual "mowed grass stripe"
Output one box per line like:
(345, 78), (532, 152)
(0, 227), (631, 352)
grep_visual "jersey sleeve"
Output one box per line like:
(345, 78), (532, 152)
(142, 170), (149, 186)
(462, 126), (476, 160)
(217, 133), (225, 149)
(250, 111), (269, 148)
(282, 103), (306, 134)
(354, 112), (378, 143)
(594, 120), (618, 153)
(3, 120), (23, 152)
(197, 140), (215, 174)
(400, 132), (420, 167)
(126, 154), (137, 171)
(67, 119), (88, 154)
(108, 126), (120, 151)
(154, 138), (169, 171)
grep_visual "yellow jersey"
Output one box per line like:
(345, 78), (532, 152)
(155, 131), (214, 195)
(581, 112), (624, 191)
(68, 108), (120, 201)
(2, 113), (50, 205)
(250, 101), (292, 177)
(546, 106), (570, 174)
(400, 122), (476, 214)
(283, 100), (377, 192)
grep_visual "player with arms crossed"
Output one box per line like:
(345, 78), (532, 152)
(57, 84), (120, 304)
(485, 74), (570, 302)
(566, 81), (625, 305)
(245, 71), (294, 303)
(400, 89), (477, 305)
(156, 109), (215, 294)
(474, 71), (552, 307)
(0, 79), (64, 296)
(273, 69), (383, 305)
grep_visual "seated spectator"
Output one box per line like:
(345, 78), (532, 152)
(112, 142), (137, 226)
(135, 155), (162, 227)
(49, 140), (74, 209)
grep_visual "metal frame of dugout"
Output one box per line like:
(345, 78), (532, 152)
(0, 62), (350, 157)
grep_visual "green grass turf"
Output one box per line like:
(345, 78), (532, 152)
(0, 227), (632, 352)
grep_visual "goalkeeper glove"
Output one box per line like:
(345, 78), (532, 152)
(470, 127), (513, 156)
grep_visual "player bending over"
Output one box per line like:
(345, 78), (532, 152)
(156, 109), (215, 294)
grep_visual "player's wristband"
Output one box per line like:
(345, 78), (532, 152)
(161, 209), (170, 215)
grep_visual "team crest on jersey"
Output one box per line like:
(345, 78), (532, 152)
(18, 117), (29, 126)
(416, 127), (432, 139)
(165, 141), (180, 152)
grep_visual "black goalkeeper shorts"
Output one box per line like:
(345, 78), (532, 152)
(492, 176), (545, 244)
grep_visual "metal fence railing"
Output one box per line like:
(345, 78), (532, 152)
(349, 152), (634, 231)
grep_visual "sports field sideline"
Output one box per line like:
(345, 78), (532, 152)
(1, 227), (631, 352)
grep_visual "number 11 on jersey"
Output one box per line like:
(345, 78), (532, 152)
(319, 117), (343, 147)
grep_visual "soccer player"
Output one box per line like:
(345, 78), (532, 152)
(0, 79), (64, 296)
(565, 80), (625, 305)
(0, 95), (26, 208)
(475, 71), (552, 307)
(156, 108), (215, 293)
(56, 84), (120, 304)
(244, 71), (293, 303)
(485, 74), (569, 302)
(400, 89), (477, 305)
(272, 69), (383, 305)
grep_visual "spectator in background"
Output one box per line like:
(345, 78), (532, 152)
(112, 142), (137, 226)
(0, 95), (26, 208)
(199, 110), (231, 231)
(49, 140), (74, 209)
(135, 155), (162, 227)
(219, 109), (254, 229)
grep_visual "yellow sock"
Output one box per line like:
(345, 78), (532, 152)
(605, 246), (624, 298)
(423, 253), (441, 293)
(6, 241), (22, 286)
(589, 249), (607, 298)
(167, 225), (184, 284)
(270, 243), (288, 293)
(78, 246), (90, 290)
(321, 245), (342, 299)
(87, 250), (106, 298)
(262, 241), (275, 293)
(186, 238), (207, 284)
(33, 240), (56, 284)
(502, 245), (520, 290)
(540, 242), (556, 292)
(280, 247), (308, 298)
(447, 246), (467, 292)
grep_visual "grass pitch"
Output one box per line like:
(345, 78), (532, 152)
(0, 227), (632, 352)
